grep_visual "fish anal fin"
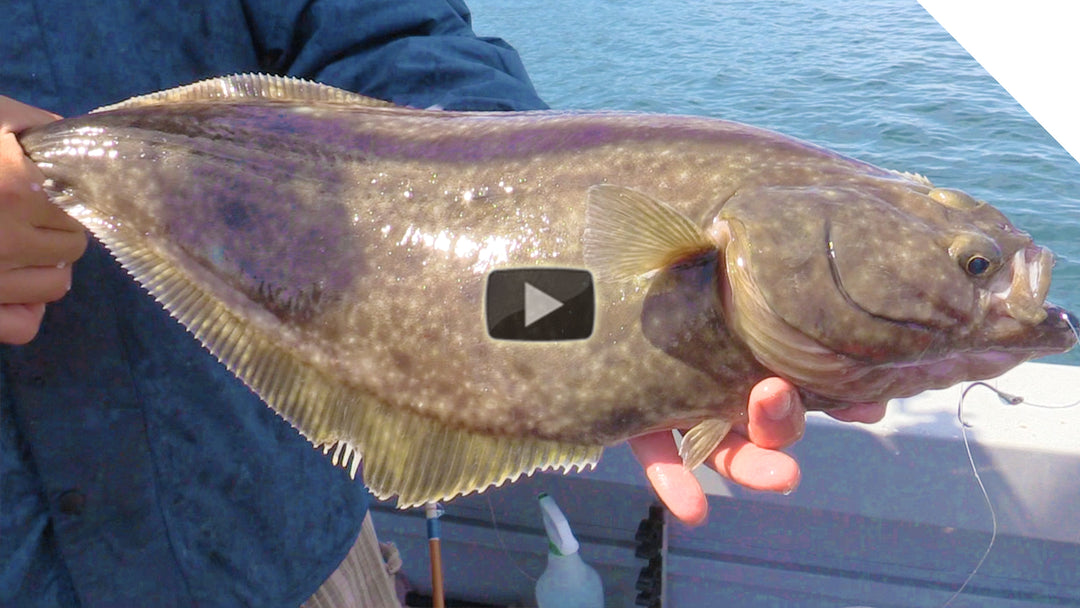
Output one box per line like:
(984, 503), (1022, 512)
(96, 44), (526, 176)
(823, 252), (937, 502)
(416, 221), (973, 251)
(584, 185), (715, 283)
(100, 221), (600, 508)
(679, 418), (733, 471)
(93, 74), (394, 112)
(349, 404), (602, 508)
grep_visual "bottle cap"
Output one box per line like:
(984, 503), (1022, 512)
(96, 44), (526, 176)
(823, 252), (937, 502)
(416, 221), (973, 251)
(538, 492), (580, 556)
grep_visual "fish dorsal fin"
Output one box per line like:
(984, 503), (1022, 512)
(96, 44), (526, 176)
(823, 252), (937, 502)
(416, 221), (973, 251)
(93, 73), (394, 112)
(679, 418), (733, 471)
(584, 185), (715, 282)
(889, 169), (934, 187)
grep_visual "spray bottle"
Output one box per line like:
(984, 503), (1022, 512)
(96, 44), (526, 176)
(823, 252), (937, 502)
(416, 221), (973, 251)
(535, 492), (604, 608)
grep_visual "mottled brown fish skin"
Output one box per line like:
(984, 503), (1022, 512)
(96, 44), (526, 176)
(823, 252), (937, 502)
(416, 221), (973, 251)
(19, 100), (1077, 449)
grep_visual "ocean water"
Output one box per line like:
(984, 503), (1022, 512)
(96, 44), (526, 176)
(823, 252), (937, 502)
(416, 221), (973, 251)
(469, 0), (1080, 365)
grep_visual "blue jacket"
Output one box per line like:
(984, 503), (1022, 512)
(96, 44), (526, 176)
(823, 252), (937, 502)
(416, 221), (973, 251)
(0, 1), (546, 606)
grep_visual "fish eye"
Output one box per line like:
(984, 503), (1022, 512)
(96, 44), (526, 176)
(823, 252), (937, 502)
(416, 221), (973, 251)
(965, 255), (991, 276)
(949, 233), (1002, 277)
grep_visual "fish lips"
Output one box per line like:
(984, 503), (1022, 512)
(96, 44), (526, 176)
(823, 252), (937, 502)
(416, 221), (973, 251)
(985, 246), (1077, 355)
(1020, 303), (1079, 354)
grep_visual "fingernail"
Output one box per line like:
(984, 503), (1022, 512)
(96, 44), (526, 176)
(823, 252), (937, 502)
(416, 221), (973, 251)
(765, 391), (794, 421)
(56, 261), (67, 269)
(785, 472), (802, 495)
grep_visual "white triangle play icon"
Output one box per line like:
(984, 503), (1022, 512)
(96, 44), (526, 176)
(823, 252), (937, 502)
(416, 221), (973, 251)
(524, 282), (564, 327)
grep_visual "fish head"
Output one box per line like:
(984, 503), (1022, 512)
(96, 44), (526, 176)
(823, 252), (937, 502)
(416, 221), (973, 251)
(713, 179), (1077, 403)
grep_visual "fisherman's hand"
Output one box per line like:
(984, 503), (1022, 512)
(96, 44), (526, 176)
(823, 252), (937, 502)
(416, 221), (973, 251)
(629, 377), (886, 526)
(0, 97), (86, 345)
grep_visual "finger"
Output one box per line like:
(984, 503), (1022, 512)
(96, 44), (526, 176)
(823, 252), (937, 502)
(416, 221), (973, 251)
(826, 402), (887, 424)
(0, 96), (60, 134)
(0, 265), (73, 304)
(745, 377), (805, 450)
(0, 224), (87, 270)
(708, 431), (801, 494)
(629, 432), (708, 527)
(0, 132), (82, 234)
(31, 201), (86, 235)
(0, 302), (46, 345)
(25, 179), (85, 234)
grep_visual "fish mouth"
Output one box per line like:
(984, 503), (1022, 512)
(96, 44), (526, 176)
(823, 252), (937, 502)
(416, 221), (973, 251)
(987, 245), (1077, 354)
(991, 245), (1053, 325)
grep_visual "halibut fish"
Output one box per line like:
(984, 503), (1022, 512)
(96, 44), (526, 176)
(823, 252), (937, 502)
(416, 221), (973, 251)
(18, 75), (1078, 507)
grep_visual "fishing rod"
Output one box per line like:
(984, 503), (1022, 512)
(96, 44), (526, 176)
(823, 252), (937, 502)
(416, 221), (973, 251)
(425, 502), (446, 608)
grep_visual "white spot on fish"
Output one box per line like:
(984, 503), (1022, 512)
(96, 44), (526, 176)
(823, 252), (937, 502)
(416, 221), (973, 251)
(433, 231), (451, 252)
(471, 235), (514, 272)
(454, 234), (478, 258)
(398, 224), (515, 273)
(73, 126), (105, 137)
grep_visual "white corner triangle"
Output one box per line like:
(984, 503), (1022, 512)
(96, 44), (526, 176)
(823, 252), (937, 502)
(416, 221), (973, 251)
(917, 1), (1080, 165)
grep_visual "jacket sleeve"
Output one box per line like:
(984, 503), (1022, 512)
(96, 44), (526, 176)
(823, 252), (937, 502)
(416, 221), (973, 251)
(242, 0), (549, 111)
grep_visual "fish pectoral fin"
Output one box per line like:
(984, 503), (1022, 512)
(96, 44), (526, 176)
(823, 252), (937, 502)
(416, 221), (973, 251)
(103, 229), (600, 508)
(584, 185), (715, 282)
(92, 74), (394, 113)
(678, 418), (733, 471)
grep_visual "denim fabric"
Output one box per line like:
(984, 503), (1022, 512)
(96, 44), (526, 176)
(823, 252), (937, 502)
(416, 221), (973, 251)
(0, 1), (546, 605)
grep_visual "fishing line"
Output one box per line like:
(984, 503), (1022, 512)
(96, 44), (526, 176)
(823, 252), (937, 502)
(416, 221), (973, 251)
(485, 494), (538, 583)
(965, 314), (1080, 412)
(940, 382), (1004, 608)
(982, 312), (1080, 411)
(942, 319), (1080, 608)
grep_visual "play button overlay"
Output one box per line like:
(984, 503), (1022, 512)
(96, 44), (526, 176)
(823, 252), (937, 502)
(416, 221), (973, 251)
(524, 283), (564, 327)
(485, 268), (594, 341)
